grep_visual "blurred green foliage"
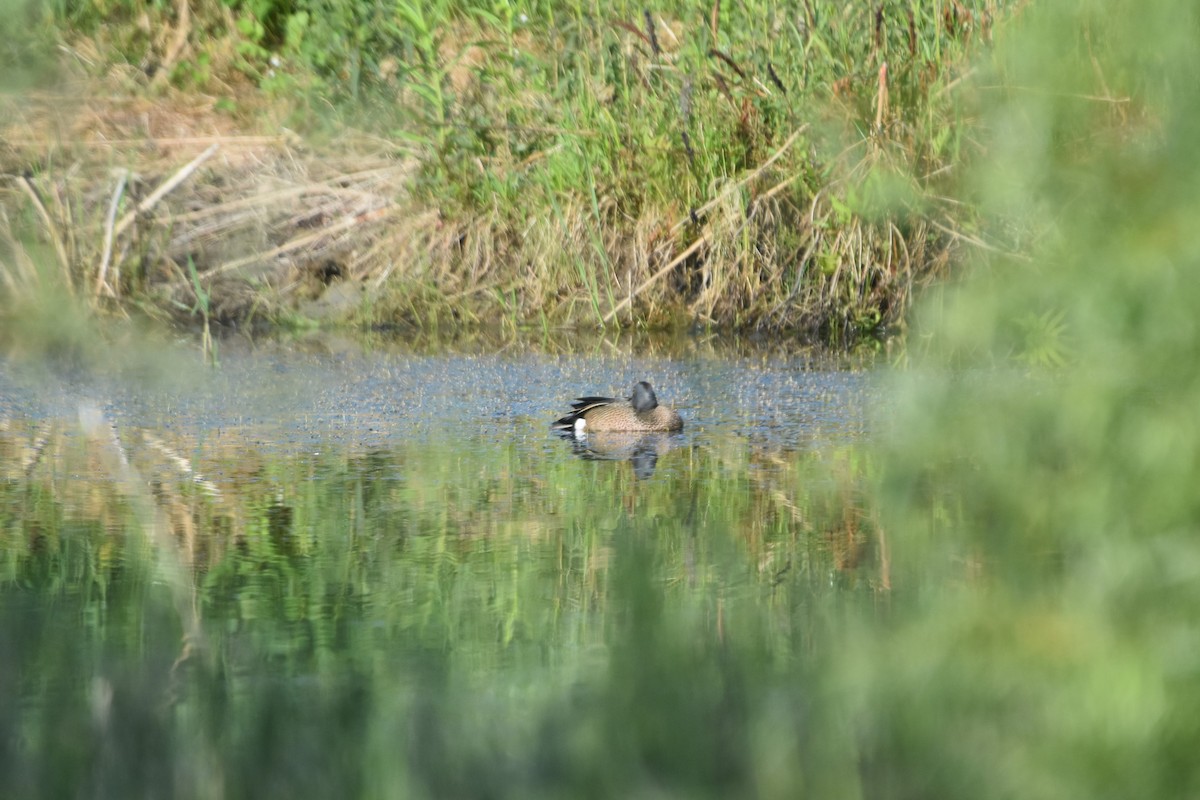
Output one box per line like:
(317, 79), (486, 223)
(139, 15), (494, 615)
(0, 0), (58, 87)
(868, 0), (1200, 796)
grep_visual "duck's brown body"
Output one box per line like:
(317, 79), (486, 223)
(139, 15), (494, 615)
(552, 381), (683, 433)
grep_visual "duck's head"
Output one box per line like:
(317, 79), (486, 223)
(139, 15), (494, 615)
(629, 381), (659, 413)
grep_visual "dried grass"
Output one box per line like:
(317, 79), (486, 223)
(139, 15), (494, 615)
(1, 88), (424, 326)
(0, 75), (959, 339)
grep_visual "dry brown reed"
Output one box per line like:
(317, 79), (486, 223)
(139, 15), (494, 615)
(0, 45), (961, 342)
(1, 92), (426, 326)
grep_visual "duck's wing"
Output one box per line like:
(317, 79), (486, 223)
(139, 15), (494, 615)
(569, 395), (623, 414)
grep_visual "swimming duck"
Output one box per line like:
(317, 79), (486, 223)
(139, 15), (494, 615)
(552, 381), (683, 433)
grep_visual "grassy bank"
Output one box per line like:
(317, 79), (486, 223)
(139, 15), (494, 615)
(1, 0), (1005, 344)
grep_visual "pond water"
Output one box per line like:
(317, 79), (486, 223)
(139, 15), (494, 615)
(1, 334), (874, 448)
(0, 334), (884, 798)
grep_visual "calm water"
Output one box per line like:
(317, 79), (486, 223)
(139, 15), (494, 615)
(0, 335), (874, 448)
(0, 335), (882, 799)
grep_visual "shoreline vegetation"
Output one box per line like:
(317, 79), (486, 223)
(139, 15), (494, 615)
(1, 1), (1008, 347)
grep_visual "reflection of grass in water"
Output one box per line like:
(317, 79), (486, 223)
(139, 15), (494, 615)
(0, 417), (876, 797)
(0, 383), (914, 797)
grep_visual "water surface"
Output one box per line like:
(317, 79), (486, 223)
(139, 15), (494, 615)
(0, 334), (883, 799)
(1, 333), (874, 445)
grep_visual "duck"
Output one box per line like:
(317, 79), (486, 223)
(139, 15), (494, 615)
(552, 381), (683, 433)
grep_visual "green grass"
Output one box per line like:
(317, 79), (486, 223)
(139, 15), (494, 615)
(0, 0), (1005, 342)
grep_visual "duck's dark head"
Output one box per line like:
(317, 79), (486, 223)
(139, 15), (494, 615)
(629, 381), (659, 413)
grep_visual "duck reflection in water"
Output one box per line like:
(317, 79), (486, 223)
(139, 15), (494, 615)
(552, 381), (683, 479)
(562, 430), (678, 479)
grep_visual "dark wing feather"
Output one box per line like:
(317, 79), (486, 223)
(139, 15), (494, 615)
(570, 396), (622, 413)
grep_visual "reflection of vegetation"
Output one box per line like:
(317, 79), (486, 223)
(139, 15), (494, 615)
(0, 417), (878, 797)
